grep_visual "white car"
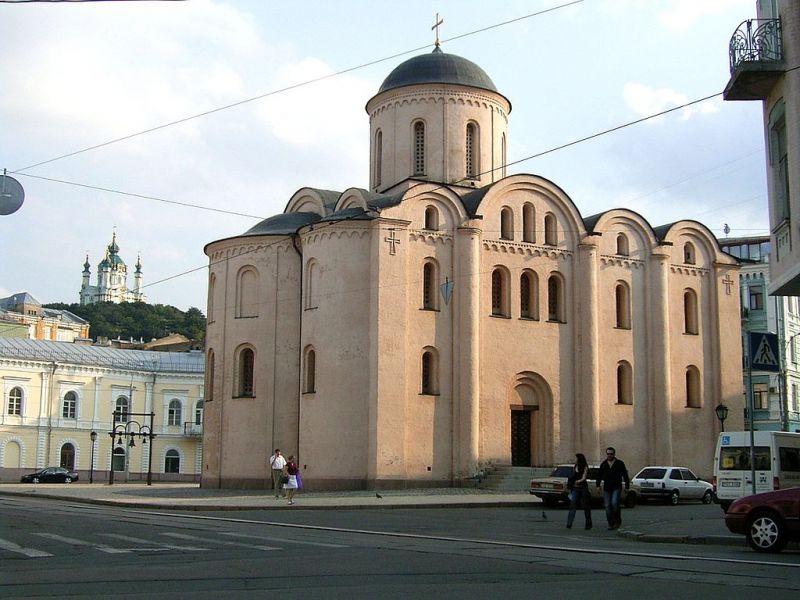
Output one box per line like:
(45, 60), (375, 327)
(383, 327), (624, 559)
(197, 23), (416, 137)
(632, 466), (713, 505)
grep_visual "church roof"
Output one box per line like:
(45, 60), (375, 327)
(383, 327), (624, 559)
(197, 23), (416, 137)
(244, 212), (322, 236)
(375, 48), (509, 107)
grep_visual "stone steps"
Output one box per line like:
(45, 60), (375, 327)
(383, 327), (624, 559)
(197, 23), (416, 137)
(479, 465), (552, 491)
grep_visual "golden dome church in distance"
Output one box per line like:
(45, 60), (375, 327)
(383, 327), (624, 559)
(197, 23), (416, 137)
(202, 47), (743, 490)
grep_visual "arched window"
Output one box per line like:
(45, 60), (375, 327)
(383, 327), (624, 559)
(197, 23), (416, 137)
(168, 399), (182, 426)
(547, 274), (565, 322)
(206, 349), (215, 402)
(165, 449), (180, 474)
(684, 289), (698, 334)
(236, 267), (259, 318)
(304, 347), (316, 393)
(422, 260), (438, 310)
(466, 122), (479, 178)
(7, 386), (22, 415)
(62, 391), (77, 419)
(207, 273), (216, 323)
(112, 447), (126, 472)
(237, 347), (255, 397)
(500, 207), (514, 240)
(615, 282), (631, 329)
(616, 234), (629, 256)
(421, 348), (439, 395)
(522, 203), (535, 242)
(491, 268), (510, 317)
(686, 365), (701, 408)
(194, 400), (204, 425)
(375, 129), (383, 188)
(115, 396), (129, 423)
(617, 361), (633, 405)
(424, 206), (439, 230)
(520, 271), (539, 319)
(544, 213), (557, 246)
(413, 121), (425, 175)
(304, 260), (317, 309)
(60, 443), (75, 469)
(684, 242), (696, 265)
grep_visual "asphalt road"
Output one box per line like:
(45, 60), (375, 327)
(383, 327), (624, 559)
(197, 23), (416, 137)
(1, 496), (798, 599)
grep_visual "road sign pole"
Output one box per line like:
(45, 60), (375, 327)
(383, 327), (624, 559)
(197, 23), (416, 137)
(746, 331), (756, 495)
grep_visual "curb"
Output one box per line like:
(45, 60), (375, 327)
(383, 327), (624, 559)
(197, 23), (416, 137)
(618, 529), (743, 546)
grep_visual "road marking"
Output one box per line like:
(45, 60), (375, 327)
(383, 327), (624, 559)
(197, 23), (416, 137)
(0, 537), (53, 558)
(218, 532), (347, 548)
(33, 533), (131, 554)
(100, 533), (209, 551)
(161, 532), (279, 551)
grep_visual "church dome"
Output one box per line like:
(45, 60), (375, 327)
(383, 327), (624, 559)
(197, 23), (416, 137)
(378, 47), (500, 96)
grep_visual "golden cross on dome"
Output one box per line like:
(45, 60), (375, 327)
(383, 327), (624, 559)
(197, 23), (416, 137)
(432, 13), (443, 47)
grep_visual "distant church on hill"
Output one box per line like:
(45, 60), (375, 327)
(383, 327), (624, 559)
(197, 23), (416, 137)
(80, 231), (146, 305)
(203, 42), (744, 490)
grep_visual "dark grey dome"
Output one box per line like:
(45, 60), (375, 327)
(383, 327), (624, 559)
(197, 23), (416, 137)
(244, 212), (321, 236)
(378, 47), (499, 95)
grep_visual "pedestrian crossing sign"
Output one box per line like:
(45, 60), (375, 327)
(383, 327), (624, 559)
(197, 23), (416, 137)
(749, 332), (780, 372)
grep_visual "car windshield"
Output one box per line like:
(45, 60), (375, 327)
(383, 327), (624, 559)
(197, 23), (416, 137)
(636, 468), (667, 479)
(551, 466), (574, 477)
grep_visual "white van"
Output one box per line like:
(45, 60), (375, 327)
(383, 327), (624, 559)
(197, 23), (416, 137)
(713, 431), (800, 510)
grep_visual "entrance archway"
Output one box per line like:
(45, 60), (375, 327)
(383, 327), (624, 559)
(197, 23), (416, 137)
(509, 372), (553, 467)
(60, 443), (75, 469)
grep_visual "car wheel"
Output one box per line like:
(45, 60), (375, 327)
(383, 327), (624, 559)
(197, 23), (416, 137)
(747, 511), (787, 553)
(624, 491), (637, 509)
(64, 477), (72, 484)
(32, 477), (39, 484)
(701, 490), (713, 504)
(669, 490), (680, 505)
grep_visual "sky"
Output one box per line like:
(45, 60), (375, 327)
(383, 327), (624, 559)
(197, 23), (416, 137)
(0, 0), (768, 313)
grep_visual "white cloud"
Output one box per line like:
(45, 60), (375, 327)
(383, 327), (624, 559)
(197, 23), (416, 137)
(623, 83), (718, 122)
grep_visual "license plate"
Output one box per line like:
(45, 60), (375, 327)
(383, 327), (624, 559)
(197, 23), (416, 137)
(640, 482), (654, 488)
(721, 481), (740, 487)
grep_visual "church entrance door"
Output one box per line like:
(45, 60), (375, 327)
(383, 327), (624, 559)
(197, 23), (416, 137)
(510, 410), (532, 467)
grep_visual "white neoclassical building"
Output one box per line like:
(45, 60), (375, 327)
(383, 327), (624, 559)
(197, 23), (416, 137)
(203, 46), (744, 490)
(80, 231), (146, 305)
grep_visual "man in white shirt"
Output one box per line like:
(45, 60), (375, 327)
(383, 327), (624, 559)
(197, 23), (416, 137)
(269, 449), (287, 499)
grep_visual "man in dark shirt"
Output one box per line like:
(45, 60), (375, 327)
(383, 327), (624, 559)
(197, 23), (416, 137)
(596, 446), (630, 530)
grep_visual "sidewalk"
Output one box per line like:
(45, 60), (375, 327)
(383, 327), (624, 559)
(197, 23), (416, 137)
(0, 482), (742, 547)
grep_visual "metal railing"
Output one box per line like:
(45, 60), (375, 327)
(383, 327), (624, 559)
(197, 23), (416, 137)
(729, 18), (783, 73)
(183, 422), (203, 436)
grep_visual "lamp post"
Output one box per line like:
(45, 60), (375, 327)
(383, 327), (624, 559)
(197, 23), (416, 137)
(108, 411), (156, 485)
(715, 403), (729, 432)
(89, 430), (97, 484)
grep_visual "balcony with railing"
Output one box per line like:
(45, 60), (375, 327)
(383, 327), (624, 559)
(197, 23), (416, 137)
(183, 422), (203, 437)
(724, 18), (784, 101)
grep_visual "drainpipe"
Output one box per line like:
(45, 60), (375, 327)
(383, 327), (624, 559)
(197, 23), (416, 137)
(46, 362), (57, 467)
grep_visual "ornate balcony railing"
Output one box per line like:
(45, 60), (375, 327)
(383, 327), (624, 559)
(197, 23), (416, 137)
(729, 18), (783, 73)
(183, 422), (202, 437)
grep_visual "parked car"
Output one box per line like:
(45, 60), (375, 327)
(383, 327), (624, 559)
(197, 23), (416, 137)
(631, 466), (714, 505)
(20, 467), (78, 484)
(724, 487), (800, 552)
(529, 464), (638, 508)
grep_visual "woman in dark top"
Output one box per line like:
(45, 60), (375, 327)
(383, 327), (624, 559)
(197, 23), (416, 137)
(566, 453), (592, 530)
(284, 455), (300, 505)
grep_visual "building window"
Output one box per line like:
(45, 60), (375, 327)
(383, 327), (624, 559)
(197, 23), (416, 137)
(616, 234), (629, 256)
(62, 391), (77, 419)
(7, 386), (22, 416)
(115, 396), (129, 423)
(206, 349), (215, 402)
(769, 100), (789, 224)
(544, 213), (557, 246)
(168, 399), (182, 426)
(421, 348), (438, 395)
(375, 129), (382, 188)
(304, 347), (316, 393)
(236, 267), (259, 318)
(749, 286), (764, 311)
(522, 203), (535, 243)
(792, 383), (799, 413)
(165, 449), (180, 474)
(304, 260), (317, 310)
(686, 366), (701, 408)
(60, 443), (75, 470)
(684, 242), (696, 265)
(500, 207), (514, 240)
(413, 121), (425, 175)
(753, 383), (769, 410)
(237, 347), (255, 397)
(547, 274), (565, 322)
(424, 206), (439, 230)
(422, 260), (438, 310)
(791, 337), (797, 364)
(684, 289), (698, 334)
(208, 273), (216, 323)
(615, 282), (631, 329)
(466, 122), (479, 178)
(617, 361), (633, 405)
(194, 400), (204, 425)
(520, 272), (531, 318)
(491, 268), (510, 317)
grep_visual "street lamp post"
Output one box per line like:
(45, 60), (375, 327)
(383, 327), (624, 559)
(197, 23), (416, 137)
(89, 430), (97, 484)
(108, 411), (157, 485)
(715, 403), (729, 432)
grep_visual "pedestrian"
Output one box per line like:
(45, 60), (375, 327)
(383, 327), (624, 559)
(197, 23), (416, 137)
(269, 449), (287, 499)
(284, 455), (299, 505)
(566, 453), (592, 530)
(595, 446), (630, 530)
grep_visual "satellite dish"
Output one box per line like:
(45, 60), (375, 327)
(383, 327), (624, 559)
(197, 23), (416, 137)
(0, 173), (24, 215)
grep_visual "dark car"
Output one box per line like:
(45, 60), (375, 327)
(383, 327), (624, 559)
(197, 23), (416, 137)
(724, 487), (800, 552)
(20, 467), (79, 484)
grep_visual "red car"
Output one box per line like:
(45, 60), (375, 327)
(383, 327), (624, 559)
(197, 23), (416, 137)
(724, 487), (800, 552)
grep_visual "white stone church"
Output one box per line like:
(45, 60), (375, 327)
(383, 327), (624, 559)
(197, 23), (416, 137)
(202, 46), (743, 489)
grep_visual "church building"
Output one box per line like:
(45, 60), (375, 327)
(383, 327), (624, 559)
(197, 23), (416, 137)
(203, 46), (744, 489)
(80, 232), (146, 305)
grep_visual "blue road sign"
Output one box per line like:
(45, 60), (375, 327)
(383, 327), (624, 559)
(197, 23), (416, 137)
(749, 332), (780, 372)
